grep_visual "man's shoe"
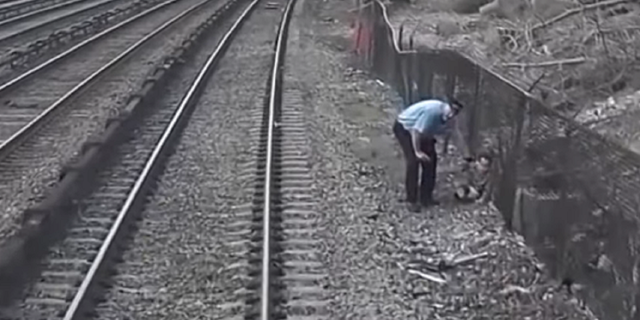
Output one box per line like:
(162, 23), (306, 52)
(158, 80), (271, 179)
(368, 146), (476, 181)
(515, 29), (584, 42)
(421, 199), (440, 207)
(406, 202), (421, 213)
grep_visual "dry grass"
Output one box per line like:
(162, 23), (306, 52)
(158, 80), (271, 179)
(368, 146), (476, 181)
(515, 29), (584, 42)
(388, 0), (640, 115)
(490, 0), (640, 110)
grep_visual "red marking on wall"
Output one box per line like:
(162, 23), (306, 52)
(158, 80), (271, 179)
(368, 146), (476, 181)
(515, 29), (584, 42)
(351, 16), (372, 57)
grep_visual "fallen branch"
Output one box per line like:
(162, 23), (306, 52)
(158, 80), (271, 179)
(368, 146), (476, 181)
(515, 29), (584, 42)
(531, 0), (630, 33)
(499, 284), (532, 295)
(407, 269), (447, 284)
(451, 252), (490, 266)
(502, 57), (587, 68)
(431, 251), (491, 271)
(601, 26), (640, 34)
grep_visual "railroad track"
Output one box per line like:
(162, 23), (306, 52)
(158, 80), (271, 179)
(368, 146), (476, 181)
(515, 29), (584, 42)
(0, 0), (170, 71)
(89, 0), (328, 317)
(0, 0), (233, 245)
(0, 0), (329, 317)
(0, 0), (199, 150)
(0, 0), (76, 23)
(0, 0), (127, 55)
(0, 0), (189, 87)
(0, 0), (248, 316)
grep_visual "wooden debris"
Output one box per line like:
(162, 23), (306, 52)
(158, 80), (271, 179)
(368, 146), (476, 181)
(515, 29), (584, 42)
(451, 251), (490, 266)
(407, 268), (447, 284)
(502, 57), (587, 68)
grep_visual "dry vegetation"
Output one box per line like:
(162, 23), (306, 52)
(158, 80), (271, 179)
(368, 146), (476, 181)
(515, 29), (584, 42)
(385, 0), (640, 149)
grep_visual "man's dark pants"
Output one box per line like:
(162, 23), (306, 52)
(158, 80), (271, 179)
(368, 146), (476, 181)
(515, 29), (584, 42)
(393, 121), (437, 205)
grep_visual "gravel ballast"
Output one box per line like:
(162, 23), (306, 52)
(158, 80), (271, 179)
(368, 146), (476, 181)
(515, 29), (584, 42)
(0, 0), (127, 53)
(95, 2), (284, 318)
(0, 0), (226, 245)
(283, 0), (600, 318)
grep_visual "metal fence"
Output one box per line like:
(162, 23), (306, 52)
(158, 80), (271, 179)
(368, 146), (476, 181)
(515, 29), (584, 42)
(353, 1), (640, 319)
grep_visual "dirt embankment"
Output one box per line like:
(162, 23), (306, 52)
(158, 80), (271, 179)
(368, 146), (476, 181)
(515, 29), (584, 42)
(385, 0), (640, 151)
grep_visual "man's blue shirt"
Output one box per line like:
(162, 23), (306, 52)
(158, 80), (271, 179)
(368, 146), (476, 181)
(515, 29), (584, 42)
(397, 99), (448, 136)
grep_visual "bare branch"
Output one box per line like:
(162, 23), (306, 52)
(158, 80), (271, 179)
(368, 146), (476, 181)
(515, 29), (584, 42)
(530, 0), (630, 33)
(502, 57), (587, 68)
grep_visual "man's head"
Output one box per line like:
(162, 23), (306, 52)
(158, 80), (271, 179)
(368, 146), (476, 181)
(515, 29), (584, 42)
(444, 98), (464, 120)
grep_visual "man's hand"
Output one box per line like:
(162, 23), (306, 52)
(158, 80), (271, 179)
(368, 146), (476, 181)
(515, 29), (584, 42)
(416, 151), (430, 162)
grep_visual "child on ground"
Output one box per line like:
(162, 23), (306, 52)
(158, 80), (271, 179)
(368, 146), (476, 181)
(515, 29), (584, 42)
(454, 151), (493, 204)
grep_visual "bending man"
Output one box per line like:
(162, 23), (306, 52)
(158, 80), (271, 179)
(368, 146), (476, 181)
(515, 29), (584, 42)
(393, 97), (463, 212)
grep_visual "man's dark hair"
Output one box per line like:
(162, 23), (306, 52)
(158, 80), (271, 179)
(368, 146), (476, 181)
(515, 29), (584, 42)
(449, 97), (464, 110)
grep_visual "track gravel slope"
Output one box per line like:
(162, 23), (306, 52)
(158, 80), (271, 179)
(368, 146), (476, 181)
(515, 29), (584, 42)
(94, 2), (283, 319)
(0, 0), (224, 243)
(282, 0), (599, 319)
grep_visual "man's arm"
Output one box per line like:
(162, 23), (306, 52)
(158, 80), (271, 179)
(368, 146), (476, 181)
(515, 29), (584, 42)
(410, 129), (431, 162)
(412, 112), (436, 152)
(411, 129), (422, 153)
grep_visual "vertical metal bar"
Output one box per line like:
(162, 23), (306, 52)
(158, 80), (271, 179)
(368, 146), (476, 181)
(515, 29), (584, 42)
(442, 73), (456, 155)
(468, 65), (481, 154)
(444, 72), (456, 97)
(423, 64), (434, 97)
(397, 24), (403, 51)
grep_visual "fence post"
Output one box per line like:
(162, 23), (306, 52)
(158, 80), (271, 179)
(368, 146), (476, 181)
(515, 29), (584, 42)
(397, 24), (403, 51)
(442, 72), (457, 154)
(499, 94), (528, 229)
(369, 2), (381, 78)
(402, 54), (414, 105)
(419, 53), (435, 98)
(365, 3), (374, 69)
(467, 65), (481, 155)
(409, 53), (420, 104)
(393, 26), (410, 105)
(444, 73), (456, 98)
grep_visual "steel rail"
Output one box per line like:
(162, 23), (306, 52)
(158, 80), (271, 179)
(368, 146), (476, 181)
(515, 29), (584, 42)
(0, 0), (96, 29)
(0, 0), (119, 44)
(0, 0), (66, 20)
(61, 0), (260, 318)
(260, 0), (296, 318)
(0, 0), (208, 158)
(0, 0), (57, 11)
(0, 0), (175, 93)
